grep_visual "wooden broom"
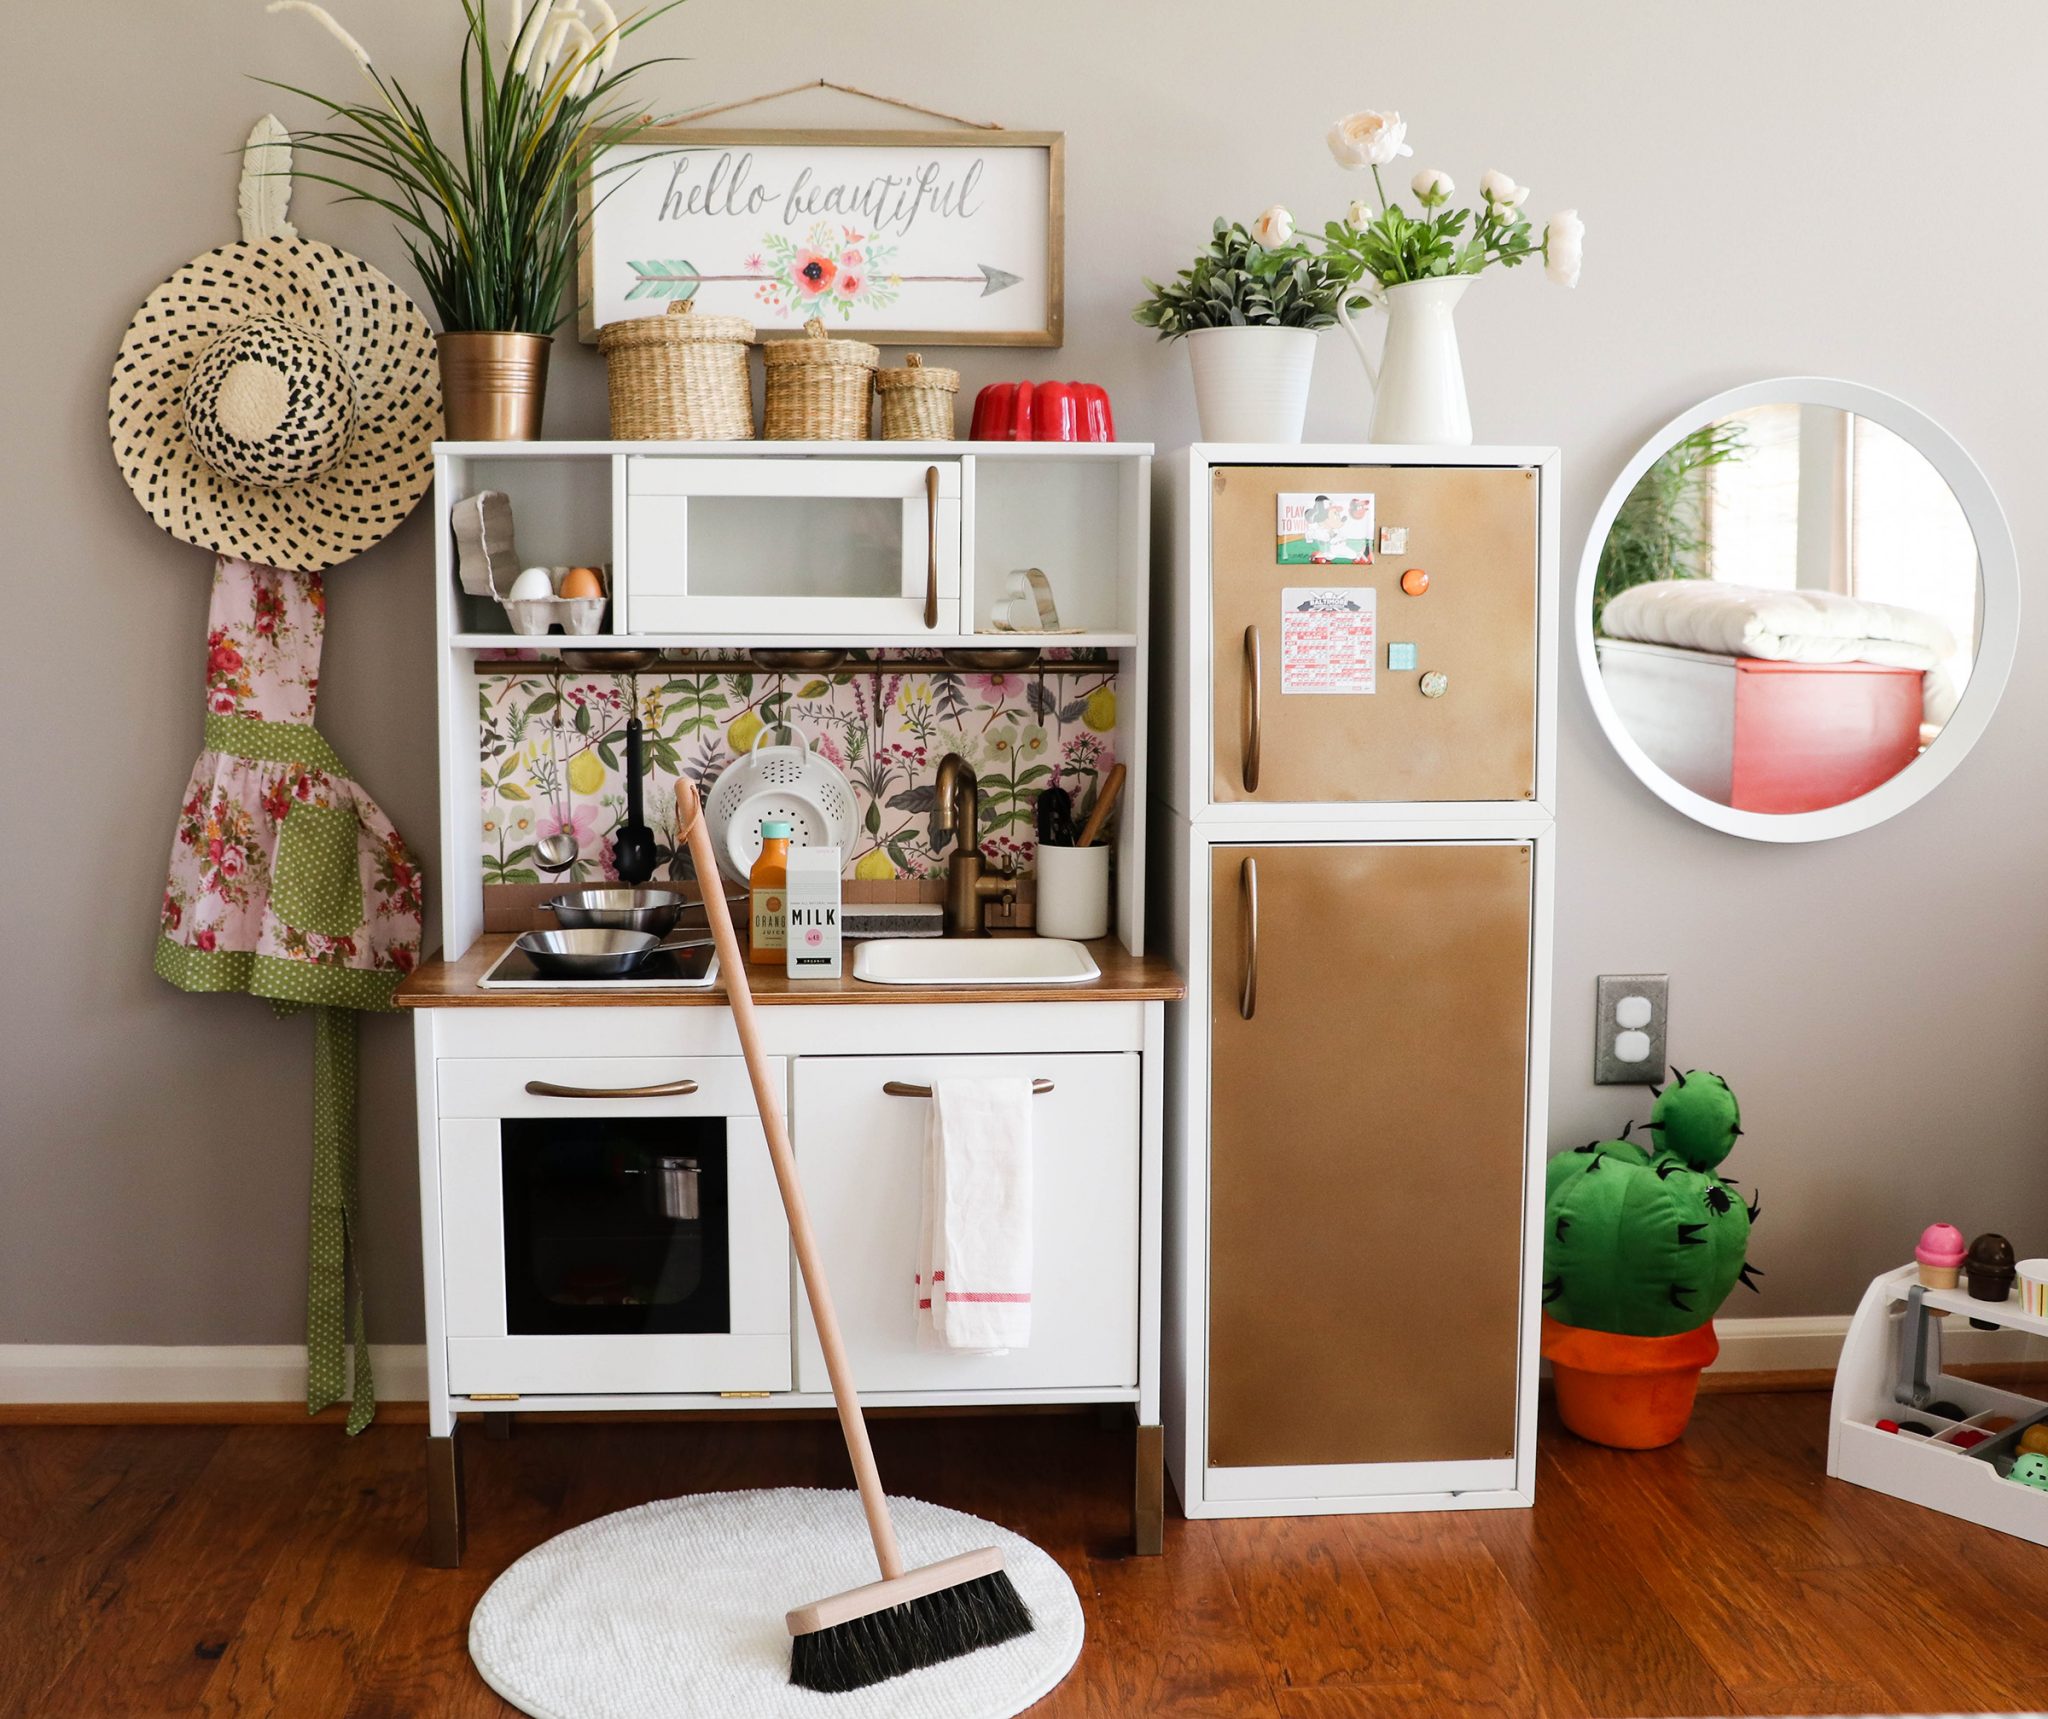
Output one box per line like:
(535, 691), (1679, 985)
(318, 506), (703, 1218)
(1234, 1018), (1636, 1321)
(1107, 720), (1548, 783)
(675, 781), (1033, 1691)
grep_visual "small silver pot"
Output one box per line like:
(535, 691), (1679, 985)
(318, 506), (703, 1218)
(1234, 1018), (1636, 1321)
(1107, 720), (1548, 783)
(651, 1156), (701, 1222)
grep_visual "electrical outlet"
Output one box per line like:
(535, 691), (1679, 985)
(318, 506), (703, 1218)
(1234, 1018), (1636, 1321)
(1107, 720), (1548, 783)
(1595, 974), (1668, 1085)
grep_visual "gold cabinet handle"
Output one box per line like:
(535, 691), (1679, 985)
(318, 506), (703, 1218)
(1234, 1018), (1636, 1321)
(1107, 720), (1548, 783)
(1241, 625), (1262, 793)
(1238, 855), (1259, 1021)
(923, 465), (940, 630)
(523, 1078), (700, 1099)
(883, 1079), (1055, 1098)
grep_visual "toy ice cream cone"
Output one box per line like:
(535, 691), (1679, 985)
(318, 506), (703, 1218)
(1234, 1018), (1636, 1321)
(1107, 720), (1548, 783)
(1914, 1224), (1966, 1315)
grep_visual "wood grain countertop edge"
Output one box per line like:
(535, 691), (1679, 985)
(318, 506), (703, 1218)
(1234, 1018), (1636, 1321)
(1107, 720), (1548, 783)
(397, 934), (1184, 1008)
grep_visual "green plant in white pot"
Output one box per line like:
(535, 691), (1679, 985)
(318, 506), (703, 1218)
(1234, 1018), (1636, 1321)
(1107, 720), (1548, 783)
(1132, 214), (1352, 443)
(1316, 109), (1583, 445)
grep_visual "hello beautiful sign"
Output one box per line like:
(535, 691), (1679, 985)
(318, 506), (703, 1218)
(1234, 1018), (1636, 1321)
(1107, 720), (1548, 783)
(580, 127), (1064, 345)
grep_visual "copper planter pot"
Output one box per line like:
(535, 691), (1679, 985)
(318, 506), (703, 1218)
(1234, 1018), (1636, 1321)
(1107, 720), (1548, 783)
(437, 331), (552, 440)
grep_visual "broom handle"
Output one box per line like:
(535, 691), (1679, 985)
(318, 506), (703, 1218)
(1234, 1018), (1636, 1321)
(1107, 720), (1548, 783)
(677, 783), (906, 1582)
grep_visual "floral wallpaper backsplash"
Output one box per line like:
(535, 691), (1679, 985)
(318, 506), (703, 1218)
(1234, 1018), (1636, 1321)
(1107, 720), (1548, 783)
(479, 665), (1120, 887)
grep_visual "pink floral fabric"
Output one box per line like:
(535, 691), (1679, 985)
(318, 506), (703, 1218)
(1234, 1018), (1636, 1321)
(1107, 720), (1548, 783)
(158, 558), (422, 998)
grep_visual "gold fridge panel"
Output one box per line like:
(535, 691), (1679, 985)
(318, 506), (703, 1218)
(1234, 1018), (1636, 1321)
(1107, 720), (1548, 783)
(1206, 841), (1532, 1470)
(1210, 465), (1539, 804)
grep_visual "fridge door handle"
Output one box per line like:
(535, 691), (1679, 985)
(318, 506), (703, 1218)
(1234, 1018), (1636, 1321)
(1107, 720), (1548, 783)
(1238, 854), (1259, 1020)
(1241, 625), (1263, 793)
(923, 465), (940, 629)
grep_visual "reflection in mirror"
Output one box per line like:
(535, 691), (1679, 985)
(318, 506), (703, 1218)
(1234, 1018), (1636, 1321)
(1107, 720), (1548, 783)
(1592, 403), (1980, 814)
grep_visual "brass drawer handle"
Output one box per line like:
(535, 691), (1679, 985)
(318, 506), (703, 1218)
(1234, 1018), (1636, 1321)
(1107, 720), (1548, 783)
(1242, 624), (1262, 793)
(924, 465), (940, 630)
(523, 1078), (700, 1099)
(883, 1079), (1055, 1098)
(1238, 854), (1259, 1021)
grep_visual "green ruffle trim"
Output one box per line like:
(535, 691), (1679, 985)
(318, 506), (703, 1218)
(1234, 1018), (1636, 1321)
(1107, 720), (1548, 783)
(204, 712), (348, 775)
(154, 936), (401, 1013)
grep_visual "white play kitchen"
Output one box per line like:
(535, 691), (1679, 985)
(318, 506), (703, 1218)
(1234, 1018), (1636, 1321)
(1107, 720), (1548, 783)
(402, 438), (1177, 1566)
(403, 434), (1560, 1567)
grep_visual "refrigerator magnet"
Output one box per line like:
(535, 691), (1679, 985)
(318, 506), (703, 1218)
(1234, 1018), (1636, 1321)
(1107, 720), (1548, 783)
(1281, 587), (1377, 694)
(1276, 492), (1375, 564)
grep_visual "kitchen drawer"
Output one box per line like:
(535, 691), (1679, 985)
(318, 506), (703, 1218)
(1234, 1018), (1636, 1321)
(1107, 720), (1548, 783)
(435, 1056), (765, 1119)
(791, 1053), (1141, 1394)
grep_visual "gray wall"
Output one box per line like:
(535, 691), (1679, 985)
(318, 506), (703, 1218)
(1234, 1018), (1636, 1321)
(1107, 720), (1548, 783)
(5, 0), (2043, 1349)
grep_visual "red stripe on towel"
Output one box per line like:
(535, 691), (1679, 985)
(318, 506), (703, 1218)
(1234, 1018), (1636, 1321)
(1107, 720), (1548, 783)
(943, 1292), (1031, 1303)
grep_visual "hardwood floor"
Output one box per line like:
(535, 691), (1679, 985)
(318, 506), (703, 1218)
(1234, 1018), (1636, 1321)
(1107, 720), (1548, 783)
(4, 1392), (2046, 1717)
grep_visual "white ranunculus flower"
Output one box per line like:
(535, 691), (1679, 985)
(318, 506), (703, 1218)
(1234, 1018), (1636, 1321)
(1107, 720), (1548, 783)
(1411, 168), (1455, 206)
(1544, 209), (1585, 287)
(1480, 169), (1530, 212)
(1251, 204), (1296, 248)
(1346, 198), (1378, 230)
(1326, 110), (1413, 169)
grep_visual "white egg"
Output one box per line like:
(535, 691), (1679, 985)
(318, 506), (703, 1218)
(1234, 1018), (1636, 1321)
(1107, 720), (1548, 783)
(506, 566), (555, 601)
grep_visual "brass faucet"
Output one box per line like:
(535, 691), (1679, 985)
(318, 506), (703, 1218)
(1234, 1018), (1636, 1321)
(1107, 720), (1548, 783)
(933, 753), (1017, 937)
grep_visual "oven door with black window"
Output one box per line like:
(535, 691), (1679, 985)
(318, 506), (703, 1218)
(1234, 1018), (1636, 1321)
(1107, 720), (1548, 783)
(436, 1057), (790, 1397)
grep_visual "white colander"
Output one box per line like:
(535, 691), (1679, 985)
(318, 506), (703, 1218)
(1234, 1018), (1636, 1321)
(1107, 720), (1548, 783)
(703, 720), (859, 882)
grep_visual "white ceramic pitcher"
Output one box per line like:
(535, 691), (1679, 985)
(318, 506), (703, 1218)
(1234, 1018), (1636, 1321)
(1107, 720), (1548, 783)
(1334, 275), (1473, 445)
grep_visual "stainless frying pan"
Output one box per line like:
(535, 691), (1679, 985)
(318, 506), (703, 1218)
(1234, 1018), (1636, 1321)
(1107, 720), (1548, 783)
(545, 885), (748, 938)
(513, 927), (713, 980)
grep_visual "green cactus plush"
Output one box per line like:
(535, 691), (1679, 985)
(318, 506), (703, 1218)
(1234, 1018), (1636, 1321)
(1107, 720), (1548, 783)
(1646, 1067), (1742, 1170)
(1543, 1071), (1759, 1339)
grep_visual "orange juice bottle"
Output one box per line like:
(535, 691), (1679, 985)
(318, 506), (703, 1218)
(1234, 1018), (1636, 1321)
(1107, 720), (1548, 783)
(749, 820), (792, 965)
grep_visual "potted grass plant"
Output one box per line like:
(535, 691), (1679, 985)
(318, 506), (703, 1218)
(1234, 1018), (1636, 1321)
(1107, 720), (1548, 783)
(1541, 1069), (1762, 1448)
(266, 0), (681, 438)
(1132, 213), (1352, 442)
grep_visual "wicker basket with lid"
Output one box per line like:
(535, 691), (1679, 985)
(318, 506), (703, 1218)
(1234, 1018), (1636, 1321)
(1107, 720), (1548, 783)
(875, 352), (959, 440)
(761, 316), (878, 440)
(598, 300), (755, 440)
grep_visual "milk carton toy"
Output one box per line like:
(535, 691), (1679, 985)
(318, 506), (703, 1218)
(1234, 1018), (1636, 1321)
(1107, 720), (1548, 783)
(785, 846), (843, 979)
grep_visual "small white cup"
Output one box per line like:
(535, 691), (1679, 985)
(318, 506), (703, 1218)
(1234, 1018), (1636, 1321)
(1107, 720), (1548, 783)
(2017, 1259), (2048, 1320)
(1034, 843), (1110, 941)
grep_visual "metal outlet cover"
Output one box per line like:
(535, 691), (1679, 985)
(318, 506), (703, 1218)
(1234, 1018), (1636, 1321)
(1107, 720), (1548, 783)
(1595, 973), (1669, 1085)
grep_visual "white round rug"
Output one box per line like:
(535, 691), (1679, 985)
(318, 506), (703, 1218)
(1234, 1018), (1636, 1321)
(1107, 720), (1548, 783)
(469, 1487), (1084, 1718)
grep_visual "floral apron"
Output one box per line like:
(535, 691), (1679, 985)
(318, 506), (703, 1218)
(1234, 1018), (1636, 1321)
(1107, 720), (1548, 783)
(156, 558), (423, 1432)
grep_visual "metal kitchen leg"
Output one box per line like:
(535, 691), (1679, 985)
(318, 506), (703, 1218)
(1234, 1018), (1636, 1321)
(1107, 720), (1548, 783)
(1135, 1423), (1165, 1556)
(426, 1430), (465, 1569)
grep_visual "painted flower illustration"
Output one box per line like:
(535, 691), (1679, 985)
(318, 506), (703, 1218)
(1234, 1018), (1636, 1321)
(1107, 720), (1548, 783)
(759, 222), (902, 320)
(793, 247), (838, 297)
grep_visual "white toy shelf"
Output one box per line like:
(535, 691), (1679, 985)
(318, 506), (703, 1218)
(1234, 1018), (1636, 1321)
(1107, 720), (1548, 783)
(1827, 1263), (2048, 1546)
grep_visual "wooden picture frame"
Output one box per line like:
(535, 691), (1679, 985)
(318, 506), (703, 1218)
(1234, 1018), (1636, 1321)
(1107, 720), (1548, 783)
(579, 127), (1065, 347)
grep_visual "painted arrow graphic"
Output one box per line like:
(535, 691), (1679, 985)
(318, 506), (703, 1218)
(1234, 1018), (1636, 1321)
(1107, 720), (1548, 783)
(625, 259), (1023, 301)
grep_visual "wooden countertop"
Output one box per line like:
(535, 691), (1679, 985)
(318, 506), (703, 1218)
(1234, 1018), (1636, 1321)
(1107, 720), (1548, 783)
(397, 935), (1183, 1009)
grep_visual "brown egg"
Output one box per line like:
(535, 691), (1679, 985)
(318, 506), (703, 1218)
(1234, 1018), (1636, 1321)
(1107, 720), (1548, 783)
(559, 566), (605, 599)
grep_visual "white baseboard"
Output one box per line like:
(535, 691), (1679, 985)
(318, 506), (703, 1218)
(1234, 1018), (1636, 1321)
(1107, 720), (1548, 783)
(0, 1320), (2032, 1407)
(0, 1343), (429, 1405)
(1707, 1313), (2037, 1374)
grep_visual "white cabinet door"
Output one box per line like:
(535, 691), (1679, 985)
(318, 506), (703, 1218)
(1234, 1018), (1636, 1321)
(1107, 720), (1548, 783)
(792, 1053), (1141, 1394)
(625, 457), (962, 635)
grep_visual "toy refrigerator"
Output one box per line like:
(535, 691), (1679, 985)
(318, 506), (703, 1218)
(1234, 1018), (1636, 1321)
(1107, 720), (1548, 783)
(1153, 448), (1559, 1516)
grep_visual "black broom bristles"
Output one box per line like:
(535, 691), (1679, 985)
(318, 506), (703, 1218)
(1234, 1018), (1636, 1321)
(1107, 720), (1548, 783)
(789, 1567), (1034, 1693)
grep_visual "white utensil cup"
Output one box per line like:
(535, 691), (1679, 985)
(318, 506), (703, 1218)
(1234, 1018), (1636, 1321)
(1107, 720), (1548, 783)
(1035, 844), (1110, 940)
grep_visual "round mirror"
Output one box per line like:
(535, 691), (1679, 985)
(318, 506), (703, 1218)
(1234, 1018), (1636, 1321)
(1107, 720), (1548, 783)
(1578, 378), (2018, 840)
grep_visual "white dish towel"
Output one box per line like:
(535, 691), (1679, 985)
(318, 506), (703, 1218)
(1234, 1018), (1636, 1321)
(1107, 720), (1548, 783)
(916, 1078), (1035, 1353)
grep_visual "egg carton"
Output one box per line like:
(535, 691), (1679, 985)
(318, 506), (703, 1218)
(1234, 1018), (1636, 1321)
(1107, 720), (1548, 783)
(497, 566), (612, 636)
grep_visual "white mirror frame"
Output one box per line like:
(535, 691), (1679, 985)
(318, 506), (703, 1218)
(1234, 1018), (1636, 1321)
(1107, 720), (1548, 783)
(1576, 376), (2020, 842)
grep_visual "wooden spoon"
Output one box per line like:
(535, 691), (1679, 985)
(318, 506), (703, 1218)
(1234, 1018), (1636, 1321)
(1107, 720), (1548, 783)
(1076, 763), (1127, 848)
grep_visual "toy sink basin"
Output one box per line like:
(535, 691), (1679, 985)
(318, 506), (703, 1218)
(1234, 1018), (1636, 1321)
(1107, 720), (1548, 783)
(852, 938), (1102, 986)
